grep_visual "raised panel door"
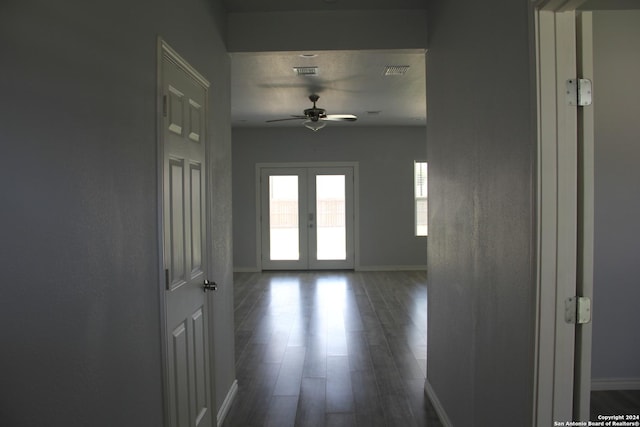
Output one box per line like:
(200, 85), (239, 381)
(161, 48), (212, 427)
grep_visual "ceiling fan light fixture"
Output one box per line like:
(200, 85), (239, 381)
(303, 120), (326, 132)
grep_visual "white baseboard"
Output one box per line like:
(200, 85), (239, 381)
(234, 266), (427, 273)
(217, 379), (238, 427)
(591, 377), (640, 391)
(424, 380), (453, 427)
(356, 265), (428, 272)
(233, 267), (260, 273)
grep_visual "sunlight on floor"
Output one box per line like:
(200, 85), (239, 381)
(227, 271), (440, 426)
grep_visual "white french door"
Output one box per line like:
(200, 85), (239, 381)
(260, 165), (355, 270)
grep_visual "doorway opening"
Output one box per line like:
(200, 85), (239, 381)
(534, 3), (640, 423)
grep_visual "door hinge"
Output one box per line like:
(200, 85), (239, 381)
(163, 95), (168, 117)
(565, 296), (592, 324)
(566, 79), (592, 107)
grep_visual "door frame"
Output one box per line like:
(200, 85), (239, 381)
(156, 38), (215, 427)
(574, 11), (595, 420)
(533, 1), (594, 424)
(255, 162), (360, 271)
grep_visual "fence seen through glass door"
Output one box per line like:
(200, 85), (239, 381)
(268, 175), (300, 261)
(315, 175), (346, 260)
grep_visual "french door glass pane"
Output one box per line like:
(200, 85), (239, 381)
(269, 176), (299, 260)
(316, 175), (346, 260)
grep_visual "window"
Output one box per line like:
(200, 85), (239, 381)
(415, 161), (428, 236)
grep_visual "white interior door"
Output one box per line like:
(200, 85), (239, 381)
(160, 42), (213, 427)
(260, 165), (355, 270)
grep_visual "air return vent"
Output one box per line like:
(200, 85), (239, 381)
(293, 66), (318, 76)
(384, 65), (410, 76)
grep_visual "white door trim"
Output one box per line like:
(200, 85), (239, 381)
(533, 3), (594, 424)
(156, 37), (171, 427)
(255, 162), (359, 271)
(534, 7), (577, 426)
(575, 11), (595, 420)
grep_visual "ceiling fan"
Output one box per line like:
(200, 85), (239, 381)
(266, 94), (357, 131)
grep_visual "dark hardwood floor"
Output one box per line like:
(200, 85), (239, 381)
(590, 390), (640, 419)
(222, 270), (442, 427)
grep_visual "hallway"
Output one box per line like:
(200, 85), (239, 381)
(223, 271), (442, 426)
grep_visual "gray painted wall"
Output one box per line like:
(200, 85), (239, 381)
(426, 0), (536, 425)
(0, 0), (235, 425)
(227, 10), (428, 52)
(591, 10), (640, 383)
(232, 126), (428, 271)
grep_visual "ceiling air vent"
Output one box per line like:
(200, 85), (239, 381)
(293, 66), (318, 76)
(384, 65), (410, 76)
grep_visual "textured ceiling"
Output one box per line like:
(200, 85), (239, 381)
(231, 49), (426, 128)
(223, 0), (428, 13)
(226, 0), (428, 128)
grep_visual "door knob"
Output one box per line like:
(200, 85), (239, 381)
(203, 279), (217, 292)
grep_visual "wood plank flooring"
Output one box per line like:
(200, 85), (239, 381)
(591, 390), (640, 419)
(223, 271), (442, 427)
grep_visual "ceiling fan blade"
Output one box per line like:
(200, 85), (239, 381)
(266, 115), (307, 123)
(321, 114), (358, 122)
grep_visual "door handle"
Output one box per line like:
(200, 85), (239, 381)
(203, 279), (218, 292)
